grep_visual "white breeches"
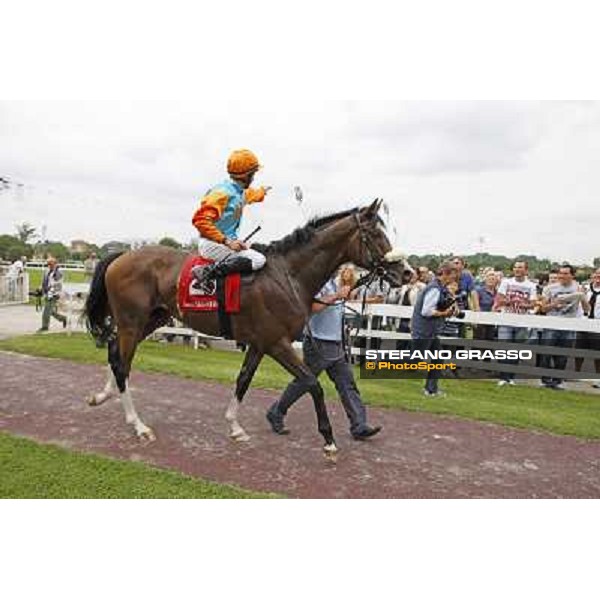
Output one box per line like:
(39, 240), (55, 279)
(198, 238), (266, 270)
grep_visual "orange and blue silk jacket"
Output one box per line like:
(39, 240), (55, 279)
(192, 180), (266, 243)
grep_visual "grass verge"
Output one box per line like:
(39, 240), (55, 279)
(0, 431), (275, 498)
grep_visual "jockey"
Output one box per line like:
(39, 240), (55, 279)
(192, 149), (270, 282)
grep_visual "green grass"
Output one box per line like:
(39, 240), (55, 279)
(0, 431), (275, 498)
(1, 333), (600, 439)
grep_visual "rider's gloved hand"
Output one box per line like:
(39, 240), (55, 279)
(225, 239), (248, 252)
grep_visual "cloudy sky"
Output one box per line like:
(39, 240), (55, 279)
(1, 100), (599, 263)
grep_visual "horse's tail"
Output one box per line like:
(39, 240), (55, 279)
(83, 252), (124, 346)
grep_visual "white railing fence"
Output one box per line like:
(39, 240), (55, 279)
(148, 302), (599, 379)
(346, 303), (600, 380)
(352, 303), (600, 334)
(0, 273), (29, 305)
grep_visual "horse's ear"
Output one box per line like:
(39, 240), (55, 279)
(363, 198), (383, 221)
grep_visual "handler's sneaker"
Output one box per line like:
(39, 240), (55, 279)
(352, 425), (382, 440)
(423, 390), (446, 398)
(497, 380), (516, 387)
(266, 406), (290, 435)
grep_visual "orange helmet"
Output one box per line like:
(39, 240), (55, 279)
(227, 149), (261, 177)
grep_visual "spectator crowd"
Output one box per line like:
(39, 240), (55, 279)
(339, 257), (600, 390)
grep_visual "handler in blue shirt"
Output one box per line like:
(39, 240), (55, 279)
(266, 277), (381, 440)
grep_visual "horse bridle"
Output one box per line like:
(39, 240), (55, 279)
(351, 210), (402, 291)
(306, 210), (394, 309)
(304, 209), (405, 362)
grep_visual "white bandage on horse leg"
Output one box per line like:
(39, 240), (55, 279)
(120, 383), (155, 441)
(89, 365), (117, 406)
(225, 394), (249, 441)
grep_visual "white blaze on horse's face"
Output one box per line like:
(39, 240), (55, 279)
(384, 248), (414, 273)
(383, 248), (414, 285)
(383, 248), (406, 264)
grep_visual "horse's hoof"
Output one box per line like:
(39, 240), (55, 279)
(323, 443), (339, 462)
(137, 427), (156, 442)
(230, 430), (251, 442)
(88, 392), (112, 406)
(88, 393), (105, 406)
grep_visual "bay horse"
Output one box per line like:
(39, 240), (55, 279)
(83, 199), (410, 455)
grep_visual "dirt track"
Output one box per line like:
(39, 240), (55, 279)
(1, 351), (599, 498)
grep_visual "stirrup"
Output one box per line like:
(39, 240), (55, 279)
(191, 264), (217, 293)
(192, 264), (215, 281)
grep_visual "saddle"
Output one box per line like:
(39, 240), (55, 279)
(178, 256), (243, 338)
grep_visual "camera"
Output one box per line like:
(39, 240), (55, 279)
(437, 290), (455, 312)
(453, 290), (467, 319)
(437, 294), (465, 319)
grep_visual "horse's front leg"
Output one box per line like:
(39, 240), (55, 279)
(226, 345), (263, 442)
(267, 339), (337, 458)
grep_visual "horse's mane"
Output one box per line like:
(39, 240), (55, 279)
(252, 207), (360, 256)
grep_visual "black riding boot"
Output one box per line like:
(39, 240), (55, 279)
(192, 256), (254, 288)
(212, 256), (254, 278)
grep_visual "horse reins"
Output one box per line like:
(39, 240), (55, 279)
(303, 211), (400, 361)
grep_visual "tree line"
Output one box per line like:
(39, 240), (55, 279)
(0, 223), (194, 263)
(1, 223), (598, 281)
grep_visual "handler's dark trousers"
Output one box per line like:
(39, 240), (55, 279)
(411, 337), (442, 394)
(273, 337), (368, 435)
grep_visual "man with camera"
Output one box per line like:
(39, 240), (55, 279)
(411, 262), (460, 397)
(37, 257), (67, 333)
